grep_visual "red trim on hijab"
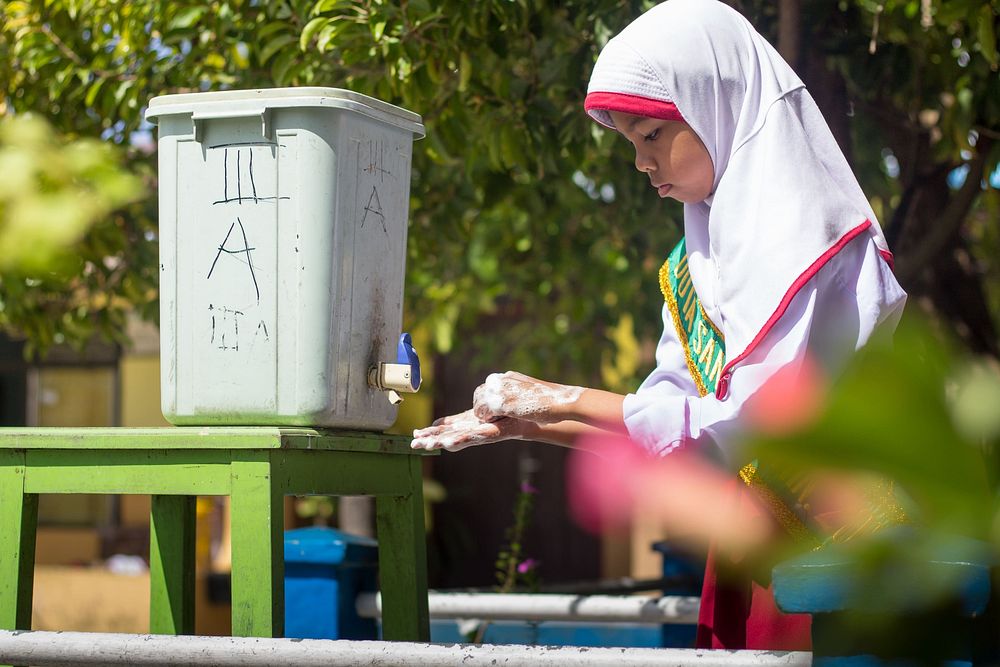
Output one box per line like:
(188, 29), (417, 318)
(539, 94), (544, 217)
(585, 91), (686, 125)
(714, 220), (876, 400)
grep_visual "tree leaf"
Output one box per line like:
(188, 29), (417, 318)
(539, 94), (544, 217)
(978, 5), (998, 66)
(316, 20), (350, 52)
(170, 7), (206, 30)
(299, 16), (328, 50)
(84, 77), (105, 107)
(312, 0), (350, 15)
(260, 33), (296, 64)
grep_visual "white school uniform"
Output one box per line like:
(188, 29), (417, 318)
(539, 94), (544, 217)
(623, 232), (906, 459)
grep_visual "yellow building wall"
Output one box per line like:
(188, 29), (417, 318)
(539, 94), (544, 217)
(36, 367), (115, 427)
(120, 354), (170, 428)
(117, 351), (165, 526)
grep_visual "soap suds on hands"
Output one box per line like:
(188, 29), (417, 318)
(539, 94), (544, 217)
(474, 371), (583, 423)
(412, 416), (513, 452)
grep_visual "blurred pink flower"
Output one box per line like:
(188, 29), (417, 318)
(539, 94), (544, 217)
(566, 433), (646, 535)
(744, 355), (827, 436)
(566, 433), (772, 554)
(517, 558), (539, 574)
(520, 481), (538, 494)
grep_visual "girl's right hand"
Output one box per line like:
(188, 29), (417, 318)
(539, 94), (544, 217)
(411, 410), (533, 452)
(471, 371), (584, 424)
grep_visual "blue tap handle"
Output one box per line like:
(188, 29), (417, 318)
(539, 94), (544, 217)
(396, 333), (421, 391)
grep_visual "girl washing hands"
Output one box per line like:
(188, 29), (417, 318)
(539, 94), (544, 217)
(413, 0), (906, 650)
(412, 371), (626, 451)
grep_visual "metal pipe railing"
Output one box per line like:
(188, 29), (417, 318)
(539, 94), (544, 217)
(440, 575), (697, 596)
(0, 630), (811, 667)
(356, 592), (701, 624)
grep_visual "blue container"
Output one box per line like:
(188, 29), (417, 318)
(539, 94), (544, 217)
(651, 541), (704, 648)
(773, 527), (995, 666)
(284, 527), (379, 640)
(427, 543), (705, 649)
(430, 620), (663, 647)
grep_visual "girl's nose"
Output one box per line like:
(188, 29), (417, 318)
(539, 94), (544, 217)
(634, 150), (655, 173)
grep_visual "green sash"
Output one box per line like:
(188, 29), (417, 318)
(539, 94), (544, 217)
(658, 238), (726, 398)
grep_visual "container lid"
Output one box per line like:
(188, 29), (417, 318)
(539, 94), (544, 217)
(145, 87), (424, 138)
(284, 526), (379, 566)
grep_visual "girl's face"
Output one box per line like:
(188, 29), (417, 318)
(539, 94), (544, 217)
(608, 110), (715, 204)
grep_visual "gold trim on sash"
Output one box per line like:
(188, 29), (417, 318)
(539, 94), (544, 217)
(738, 462), (823, 548)
(659, 257), (710, 398)
(699, 303), (724, 341)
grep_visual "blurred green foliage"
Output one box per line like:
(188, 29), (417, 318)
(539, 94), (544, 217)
(746, 315), (1000, 612)
(0, 114), (144, 355)
(0, 115), (142, 272)
(0, 0), (997, 377)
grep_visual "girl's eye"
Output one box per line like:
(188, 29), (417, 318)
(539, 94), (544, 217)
(642, 129), (659, 142)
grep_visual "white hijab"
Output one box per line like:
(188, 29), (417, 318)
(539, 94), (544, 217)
(585, 0), (893, 399)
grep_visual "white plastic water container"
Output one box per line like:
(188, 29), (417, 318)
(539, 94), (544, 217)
(146, 88), (425, 429)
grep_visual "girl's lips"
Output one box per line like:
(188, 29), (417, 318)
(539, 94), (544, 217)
(656, 183), (673, 198)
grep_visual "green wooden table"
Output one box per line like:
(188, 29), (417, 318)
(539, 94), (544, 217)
(0, 427), (431, 641)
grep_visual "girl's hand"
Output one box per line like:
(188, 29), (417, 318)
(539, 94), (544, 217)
(472, 371), (584, 424)
(411, 412), (530, 452)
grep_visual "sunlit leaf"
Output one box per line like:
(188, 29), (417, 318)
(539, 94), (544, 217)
(977, 5), (998, 66)
(260, 33), (296, 64)
(299, 16), (328, 50)
(169, 6), (205, 30)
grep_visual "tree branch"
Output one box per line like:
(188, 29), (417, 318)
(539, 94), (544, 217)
(39, 23), (123, 80)
(896, 136), (995, 285)
(778, 0), (801, 68)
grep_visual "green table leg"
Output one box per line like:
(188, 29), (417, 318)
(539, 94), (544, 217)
(375, 455), (430, 641)
(230, 455), (284, 637)
(149, 495), (196, 634)
(0, 450), (37, 634)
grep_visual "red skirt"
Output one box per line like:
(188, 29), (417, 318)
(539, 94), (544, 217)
(694, 481), (812, 650)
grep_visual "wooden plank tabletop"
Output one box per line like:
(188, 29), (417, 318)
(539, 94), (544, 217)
(0, 427), (430, 454)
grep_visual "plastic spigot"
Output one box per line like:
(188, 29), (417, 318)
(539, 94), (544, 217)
(368, 333), (422, 404)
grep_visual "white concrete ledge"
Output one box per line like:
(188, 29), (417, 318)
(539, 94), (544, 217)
(0, 630), (811, 667)
(357, 592), (701, 624)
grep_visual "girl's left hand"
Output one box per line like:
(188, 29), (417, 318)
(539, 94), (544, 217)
(411, 412), (530, 452)
(472, 371), (584, 424)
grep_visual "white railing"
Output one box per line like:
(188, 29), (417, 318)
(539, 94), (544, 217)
(0, 630), (811, 667)
(356, 592), (701, 624)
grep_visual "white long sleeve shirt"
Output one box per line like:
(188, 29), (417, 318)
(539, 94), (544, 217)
(622, 234), (907, 461)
